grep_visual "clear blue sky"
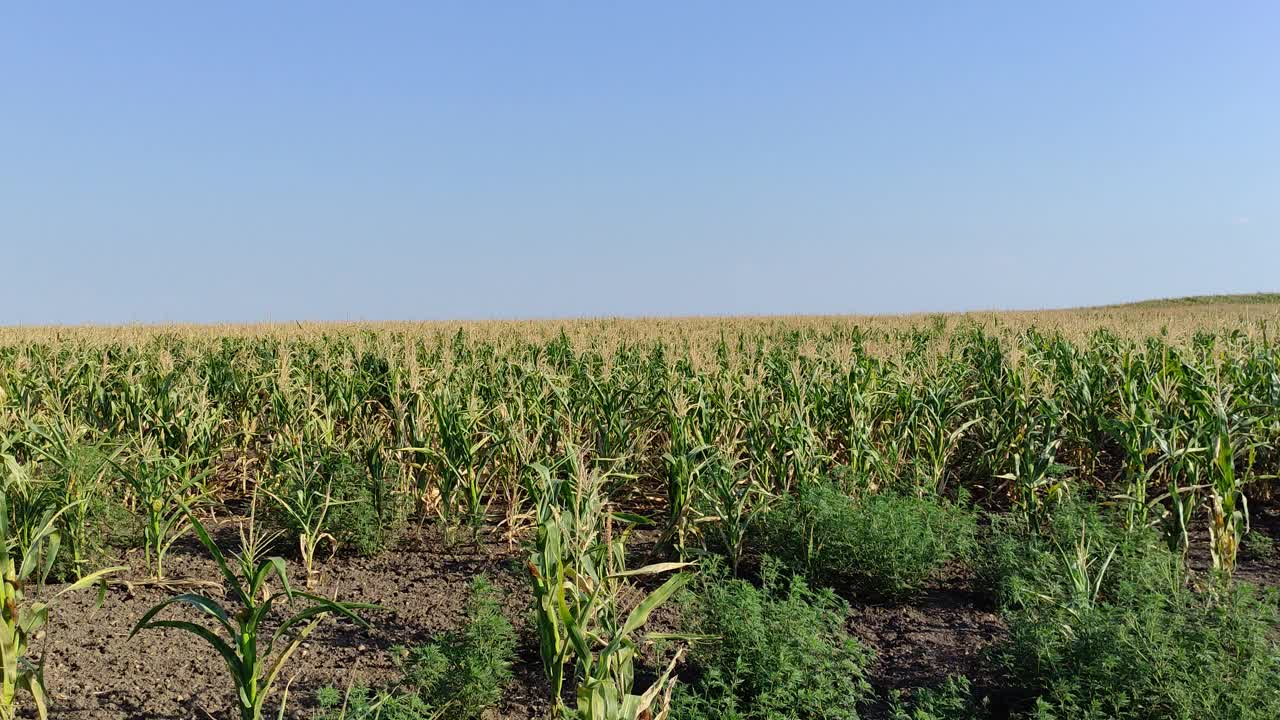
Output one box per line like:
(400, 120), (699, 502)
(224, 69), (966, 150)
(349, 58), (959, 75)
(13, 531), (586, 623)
(2, 3), (1276, 323)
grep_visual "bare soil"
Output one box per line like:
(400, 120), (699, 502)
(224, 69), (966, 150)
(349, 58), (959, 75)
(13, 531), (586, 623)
(32, 508), (1280, 720)
(37, 522), (548, 720)
(850, 567), (1009, 719)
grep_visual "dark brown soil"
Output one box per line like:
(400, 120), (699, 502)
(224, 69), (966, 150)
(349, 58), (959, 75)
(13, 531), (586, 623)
(1181, 505), (1280, 588)
(36, 521), (549, 720)
(31, 509), (1280, 720)
(847, 567), (1009, 719)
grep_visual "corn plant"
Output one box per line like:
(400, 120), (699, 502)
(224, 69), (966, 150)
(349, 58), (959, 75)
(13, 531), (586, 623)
(1206, 419), (1247, 578)
(906, 378), (982, 496)
(581, 370), (643, 470)
(111, 445), (211, 580)
(263, 476), (343, 589)
(0, 455), (121, 720)
(407, 386), (495, 536)
(525, 461), (692, 718)
(739, 384), (782, 493)
(966, 337), (1034, 484)
(1113, 352), (1162, 531)
(21, 417), (120, 578)
(491, 373), (559, 543)
(131, 504), (379, 720)
(569, 567), (689, 720)
(356, 425), (406, 542)
(1188, 369), (1261, 579)
(526, 461), (590, 705)
(839, 363), (889, 485)
(1148, 425), (1206, 559)
(661, 391), (714, 558)
(696, 448), (766, 575)
(996, 431), (1070, 531)
(1055, 521), (1117, 611)
(0, 456), (60, 576)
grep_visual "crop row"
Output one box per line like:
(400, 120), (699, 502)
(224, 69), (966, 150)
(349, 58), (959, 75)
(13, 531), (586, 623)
(0, 319), (1277, 718)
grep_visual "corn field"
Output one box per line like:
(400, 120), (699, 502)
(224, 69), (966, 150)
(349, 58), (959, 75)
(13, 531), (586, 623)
(1, 304), (1279, 719)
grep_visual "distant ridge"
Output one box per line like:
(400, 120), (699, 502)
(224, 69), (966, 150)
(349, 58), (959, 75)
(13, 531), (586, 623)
(1099, 293), (1280, 309)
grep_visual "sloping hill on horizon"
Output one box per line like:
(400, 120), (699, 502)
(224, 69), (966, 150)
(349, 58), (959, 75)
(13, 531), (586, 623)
(1099, 292), (1280, 309)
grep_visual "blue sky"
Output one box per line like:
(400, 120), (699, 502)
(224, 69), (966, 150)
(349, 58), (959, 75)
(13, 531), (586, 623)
(2, 2), (1276, 323)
